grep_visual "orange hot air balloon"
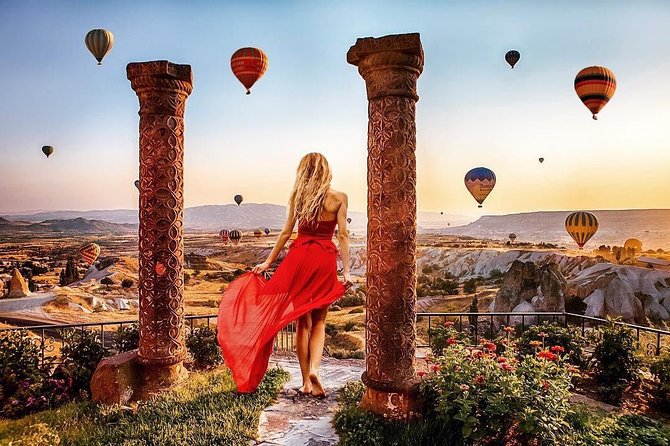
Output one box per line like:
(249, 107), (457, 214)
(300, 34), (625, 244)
(230, 47), (268, 95)
(565, 211), (599, 250)
(574, 66), (616, 120)
(79, 243), (100, 265)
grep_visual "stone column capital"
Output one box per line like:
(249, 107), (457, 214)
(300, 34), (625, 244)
(347, 33), (424, 101)
(127, 61), (193, 116)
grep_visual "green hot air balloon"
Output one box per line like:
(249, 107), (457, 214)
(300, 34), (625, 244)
(42, 146), (54, 158)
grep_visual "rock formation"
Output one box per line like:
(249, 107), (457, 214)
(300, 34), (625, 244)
(490, 260), (566, 315)
(8, 268), (31, 298)
(59, 257), (80, 286)
(0, 279), (5, 298)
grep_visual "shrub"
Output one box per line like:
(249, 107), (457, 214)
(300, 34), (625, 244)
(420, 340), (575, 444)
(338, 381), (365, 406)
(650, 353), (670, 411)
(325, 323), (339, 337)
(183, 272), (191, 285)
(113, 324), (139, 353)
(517, 323), (585, 365)
(348, 308), (364, 314)
(100, 277), (115, 288)
(488, 268), (505, 281)
(434, 277), (459, 295)
(0, 332), (47, 417)
(186, 327), (222, 369)
(59, 329), (109, 397)
(421, 264), (434, 274)
(343, 321), (359, 332)
(565, 295), (587, 315)
(330, 305), (342, 312)
(120, 278), (134, 289)
(330, 349), (365, 360)
(463, 278), (477, 294)
(428, 321), (468, 356)
(592, 321), (641, 404)
(337, 294), (365, 307)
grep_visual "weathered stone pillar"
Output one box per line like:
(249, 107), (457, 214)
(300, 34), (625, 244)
(91, 61), (192, 404)
(347, 34), (424, 419)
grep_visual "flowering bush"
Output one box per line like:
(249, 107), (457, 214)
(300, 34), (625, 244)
(428, 320), (468, 356)
(113, 323), (140, 353)
(517, 323), (585, 365)
(59, 329), (109, 398)
(420, 338), (575, 444)
(650, 353), (670, 411)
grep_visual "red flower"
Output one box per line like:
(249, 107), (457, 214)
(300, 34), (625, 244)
(550, 345), (565, 353)
(539, 332), (548, 338)
(497, 356), (508, 363)
(542, 380), (550, 390)
(537, 350), (558, 361)
(500, 363), (514, 371)
(446, 338), (457, 346)
(474, 375), (485, 385)
(417, 371), (427, 378)
(460, 384), (470, 392)
(483, 342), (497, 352)
(430, 364), (440, 373)
(479, 338), (490, 345)
(444, 321), (455, 327)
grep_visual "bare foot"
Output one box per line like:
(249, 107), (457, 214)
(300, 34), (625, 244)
(298, 384), (312, 395)
(309, 373), (327, 398)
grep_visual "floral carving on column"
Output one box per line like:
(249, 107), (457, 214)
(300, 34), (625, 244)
(348, 34), (424, 418)
(127, 61), (193, 366)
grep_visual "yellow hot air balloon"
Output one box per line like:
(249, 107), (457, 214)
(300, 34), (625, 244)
(85, 29), (114, 65)
(79, 242), (101, 265)
(574, 66), (616, 120)
(565, 211), (598, 250)
(623, 238), (642, 257)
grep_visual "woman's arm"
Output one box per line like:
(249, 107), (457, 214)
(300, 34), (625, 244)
(252, 200), (297, 274)
(336, 193), (351, 284)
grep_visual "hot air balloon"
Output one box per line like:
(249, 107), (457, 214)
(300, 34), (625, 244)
(539, 157), (544, 164)
(264, 228), (270, 236)
(440, 211), (444, 215)
(623, 238), (642, 257)
(229, 230), (242, 245)
(230, 47), (268, 95)
(234, 195), (243, 206)
(509, 233), (517, 243)
(347, 218), (352, 224)
(254, 229), (262, 239)
(42, 146), (54, 158)
(505, 50), (520, 69)
(134, 180), (140, 190)
(219, 229), (230, 244)
(85, 29), (114, 65)
(565, 211), (599, 250)
(574, 66), (616, 120)
(79, 243), (100, 265)
(464, 167), (496, 208)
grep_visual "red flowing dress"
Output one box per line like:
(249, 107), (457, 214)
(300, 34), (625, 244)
(217, 219), (346, 392)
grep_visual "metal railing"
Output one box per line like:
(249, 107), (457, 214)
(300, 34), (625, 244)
(0, 314), (296, 367)
(416, 311), (670, 356)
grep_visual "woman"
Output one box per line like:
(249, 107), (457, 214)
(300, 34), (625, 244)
(217, 153), (352, 397)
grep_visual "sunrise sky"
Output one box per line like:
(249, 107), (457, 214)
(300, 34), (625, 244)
(1, 0), (669, 217)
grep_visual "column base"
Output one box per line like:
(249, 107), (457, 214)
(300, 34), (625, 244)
(359, 386), (422, 420)
(91, 350), (188, 405)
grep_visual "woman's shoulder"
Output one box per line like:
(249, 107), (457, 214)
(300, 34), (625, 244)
(327, 188), (348, 202)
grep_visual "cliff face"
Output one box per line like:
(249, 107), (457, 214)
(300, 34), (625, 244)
(349, 246), (670, 323)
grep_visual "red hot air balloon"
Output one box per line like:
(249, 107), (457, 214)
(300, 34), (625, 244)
(230, 47), (268, 95)
(574, 66), (616, 120)
(219, 229), (230, 244)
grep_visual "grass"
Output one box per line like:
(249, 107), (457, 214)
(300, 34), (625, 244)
(0, 367), (289, 446)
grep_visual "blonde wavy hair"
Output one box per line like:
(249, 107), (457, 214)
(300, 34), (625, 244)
(289, 153), (332, 226)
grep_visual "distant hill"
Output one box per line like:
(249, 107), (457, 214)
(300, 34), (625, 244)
(441, 209), (670, 250)
(0, 217), (135, 234)
(2, 205), (470, 232)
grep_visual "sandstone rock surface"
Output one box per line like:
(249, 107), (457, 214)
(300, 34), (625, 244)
(8, 268), (31, 298)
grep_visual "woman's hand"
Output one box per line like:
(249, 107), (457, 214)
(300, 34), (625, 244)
(252, 261), (271, 275)
(342, 271), (352, 287)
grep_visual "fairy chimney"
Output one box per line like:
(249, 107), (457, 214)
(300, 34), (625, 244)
(8, 268), (31, 298)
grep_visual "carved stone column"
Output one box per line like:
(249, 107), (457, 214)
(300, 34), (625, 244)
(90, 61), (192, 404)
(128, 61), (192, 367)
(347, 33), (424, 419)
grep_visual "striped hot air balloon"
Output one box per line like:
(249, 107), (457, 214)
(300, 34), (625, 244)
(85, 29), (114, 65)
(230, 47), (268, 95)
(79, 243), (101, 265)
(254, 229), (263, 239)
(505, 50), (520, 68)
(464, 167), (496, 208)
(219, 229), (230, 244)
(229, 230), (242, 245)
(574, 66), (616, 120)
(565, 211), (599, 249)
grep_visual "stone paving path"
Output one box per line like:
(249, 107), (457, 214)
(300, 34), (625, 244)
(255, 355), (364, 446)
